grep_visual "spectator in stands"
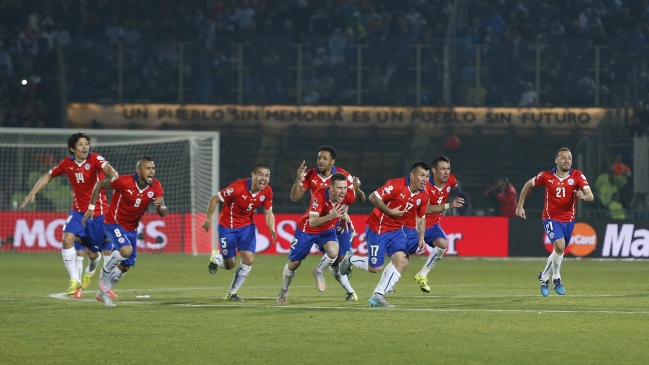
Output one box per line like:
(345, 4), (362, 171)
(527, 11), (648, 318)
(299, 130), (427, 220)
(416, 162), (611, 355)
(609, 193), (626, 219)
(613, 154), (632, 179)
(485, 177), (517, 217)
(482, 7), (505, 34)
(595, 166), (619, 208)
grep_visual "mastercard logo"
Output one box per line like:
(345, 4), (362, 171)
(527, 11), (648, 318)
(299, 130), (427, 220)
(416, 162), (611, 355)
(543, 222), (597, 256)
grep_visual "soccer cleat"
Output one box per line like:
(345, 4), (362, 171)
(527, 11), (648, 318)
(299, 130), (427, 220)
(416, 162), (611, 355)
(98, 272), (110, 293)
(208, 249), (220, 275)
(96, 291), (116, 307)
(224, 294), (244, 302)
(345, 292), (358, 302)
(414, 273), (430, 293)
(313, 270), (326, 292)
(552, 278), (566, 295)
(538, 272), (549, 297)
(81, 272), (94, 289)
(369, 293), (394, 307)
(67, 280), (81, 296)
(72, 288), (82, 298)
(276, 288), (289, 304)
(339, 250), (353, 276)
(108, 290), (118, 299)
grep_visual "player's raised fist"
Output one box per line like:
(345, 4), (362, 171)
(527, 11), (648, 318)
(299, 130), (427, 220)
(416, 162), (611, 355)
(516, 206), (526, 219)
(200, 220), (211, 232)
(451, 198), (464, 208)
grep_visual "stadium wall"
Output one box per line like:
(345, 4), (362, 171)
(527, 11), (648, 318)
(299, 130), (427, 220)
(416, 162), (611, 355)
(4, 212), (646, 259)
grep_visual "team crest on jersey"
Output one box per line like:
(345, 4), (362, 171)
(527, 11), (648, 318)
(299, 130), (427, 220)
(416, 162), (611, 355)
(260, 196), (265, 202)
(225, 188), (234, 196)
(446, 186), (451, 193)
(222, 249), (228, 256)
(549, 232), (554, 239)
(416, 199), (421, 206)
(118, 238), (125, 243)
(84, 164), (90, 170)
(568, 179), (574, 185)
(147, 191), (154, 198)
(371, 257), (377, 264)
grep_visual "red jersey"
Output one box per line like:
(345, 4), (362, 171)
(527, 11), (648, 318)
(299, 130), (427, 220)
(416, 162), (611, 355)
(298, 187), (356, 234)
(422, 173), (457, 227)
(218, 178), (273, 229)
(533, 167), (590, 222)
(49, 152), (109, 217)
(366, 177), (429, 234)
(299, 166), (353, 194)
(105, 174), (164, 231)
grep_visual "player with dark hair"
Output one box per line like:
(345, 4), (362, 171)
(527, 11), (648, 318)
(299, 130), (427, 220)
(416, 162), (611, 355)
(83, 156), (166, 306)
(201, 164), (276, 302)
(516, 147), (593, 296)
(277, 172), (356, 304)
(289, 145), (365, 300)
(340, 162), (430, 307)
(22, 132), (118, 297)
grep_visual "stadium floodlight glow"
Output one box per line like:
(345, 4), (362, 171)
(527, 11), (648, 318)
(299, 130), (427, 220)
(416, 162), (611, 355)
(0, 128), (219, 256)
(21, 80), (27, 85)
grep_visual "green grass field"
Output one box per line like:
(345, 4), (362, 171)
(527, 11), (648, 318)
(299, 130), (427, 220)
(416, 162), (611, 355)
(1, 253), (648, 364)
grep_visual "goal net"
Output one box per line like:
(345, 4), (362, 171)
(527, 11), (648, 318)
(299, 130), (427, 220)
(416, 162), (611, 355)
(0, 128), (219, 255)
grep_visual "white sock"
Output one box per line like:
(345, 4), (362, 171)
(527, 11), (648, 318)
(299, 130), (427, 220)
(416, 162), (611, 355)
(86, 253), (101, 274)
(76, 255), (84, 281)
(62, 247), (79, 281)
(228, 263), (251, 295)
(374, 262), (401, 295)
(419, 246), (446, 277)
(281, 263), (295, 289)
(350, 256), (369, 271)
(108, 267), (126, 290)
(551, 251), (563, 280)
(315, 254), (336, 275)
(330, 266), (355, 293)
(102, 251), (125, 277)
(541, 254), (553, 281)
(212, 251), (225, 268)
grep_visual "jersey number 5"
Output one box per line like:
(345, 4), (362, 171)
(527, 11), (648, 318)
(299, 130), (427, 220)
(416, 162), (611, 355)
(556, 188), (565, 198)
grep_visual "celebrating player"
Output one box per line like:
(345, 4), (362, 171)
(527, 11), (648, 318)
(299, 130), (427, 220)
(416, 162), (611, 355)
(408, 155), (464, 293)
(83, 156), (166, 306)
(277, 173), (356, 304)
(340, 162), (430, 307)
(21, 132), (118, 297)
(289, 146), (365, 295)
(516, 147), (593, 296)
(201, 164), (276, 302)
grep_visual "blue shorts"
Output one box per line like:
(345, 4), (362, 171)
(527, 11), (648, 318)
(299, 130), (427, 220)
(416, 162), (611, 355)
(403, 227), (420, 255)
(104, 223), (138, 267)
(366, 227), (407, 268)
(64, 211), (111, 252)
(424, 224), (447, 245)
(543, 219), (575, 245)
(217, 224), (256, 259)
(336, 221), (353, 257)
(288, 229), (338, 262)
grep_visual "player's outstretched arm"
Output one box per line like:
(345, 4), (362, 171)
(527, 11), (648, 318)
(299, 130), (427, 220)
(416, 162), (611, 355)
(82, 178), (113, 226)
(20, 172), (53, 208)
(264, 208), (276, 242)
(155, 197), (167, 217)
(289, 160), (308, 201)
(516, 178), (535, 219)
(426, 197), (464, 214)
(353, 177), (366, 203)
(201, 195), (223, 232)
(103, 163), (119, 179)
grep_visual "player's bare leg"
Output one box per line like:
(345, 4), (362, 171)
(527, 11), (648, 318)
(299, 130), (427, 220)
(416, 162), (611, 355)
(225, 251), (254, 301)
(416, 238), (448, 293)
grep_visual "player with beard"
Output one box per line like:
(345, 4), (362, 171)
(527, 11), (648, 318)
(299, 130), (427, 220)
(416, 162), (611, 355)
(201, 164), (276, 302)
(516, 147), (593, 296)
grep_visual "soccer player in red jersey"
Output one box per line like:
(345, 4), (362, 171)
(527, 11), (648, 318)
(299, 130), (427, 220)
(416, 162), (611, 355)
(289, 146), (365, 295)
(277, 173), (355, 304)
(516, 147), (594, 296)
(83, 156), (166, 306)
(201, 164), (276, 301)
(402, 156), (465, 293)
(340, 162), (430, 307)
(21, 133), (118, 297)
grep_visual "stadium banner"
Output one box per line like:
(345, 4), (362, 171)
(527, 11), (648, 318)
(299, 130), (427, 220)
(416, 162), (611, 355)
(2, 212), (508, 257)
(68, 104), (611, 129)
(508, 218), (649, 258)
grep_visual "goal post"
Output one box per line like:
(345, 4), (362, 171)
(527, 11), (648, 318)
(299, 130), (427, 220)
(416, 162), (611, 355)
(0, 128), (219, 255)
